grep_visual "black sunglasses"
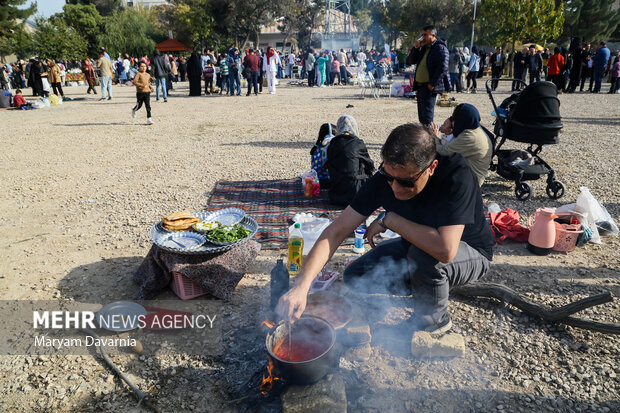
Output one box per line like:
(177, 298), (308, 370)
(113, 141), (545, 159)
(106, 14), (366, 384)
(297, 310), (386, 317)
(378, 161), (434, 188)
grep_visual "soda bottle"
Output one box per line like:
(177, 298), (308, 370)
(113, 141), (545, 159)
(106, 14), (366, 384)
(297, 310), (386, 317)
(304, 177), (313, 197)
(270, 258), (289, 311)
(287, 223), (304, 275)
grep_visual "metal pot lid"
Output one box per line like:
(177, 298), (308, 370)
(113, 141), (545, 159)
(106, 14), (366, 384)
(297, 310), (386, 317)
(96, 301), (147, 332)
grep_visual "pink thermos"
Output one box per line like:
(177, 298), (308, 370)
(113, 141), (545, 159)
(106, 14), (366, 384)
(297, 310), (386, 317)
(527, 208), (558, 255)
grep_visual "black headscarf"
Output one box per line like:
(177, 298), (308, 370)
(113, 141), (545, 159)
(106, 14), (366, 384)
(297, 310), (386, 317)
(452, 103), (481, 137)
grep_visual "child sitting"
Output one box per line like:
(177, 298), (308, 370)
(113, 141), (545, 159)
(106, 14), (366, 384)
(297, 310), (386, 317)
(13, 89), (30, 109)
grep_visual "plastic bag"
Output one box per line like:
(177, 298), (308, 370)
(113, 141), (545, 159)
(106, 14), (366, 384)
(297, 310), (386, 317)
(300, 169), (318, 191)
(575, 187), (619, 244)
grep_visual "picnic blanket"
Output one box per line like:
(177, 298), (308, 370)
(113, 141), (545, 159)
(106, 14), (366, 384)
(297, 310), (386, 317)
(207, 178), (349, 250)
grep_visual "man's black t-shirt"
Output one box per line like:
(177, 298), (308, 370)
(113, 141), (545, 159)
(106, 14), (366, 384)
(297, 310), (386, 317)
(349, 153), (494, 261)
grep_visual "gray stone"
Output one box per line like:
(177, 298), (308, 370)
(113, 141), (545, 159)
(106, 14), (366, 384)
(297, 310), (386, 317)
(282, 373), (347, 413)
(411, 332), (466, 358)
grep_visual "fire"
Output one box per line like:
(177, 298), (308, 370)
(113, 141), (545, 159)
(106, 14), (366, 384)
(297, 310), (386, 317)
(259, 356), (280, 395)
(261, 318), (275, 329)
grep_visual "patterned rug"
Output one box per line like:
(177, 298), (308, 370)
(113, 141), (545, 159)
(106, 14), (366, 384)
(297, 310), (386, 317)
(207, 178), (348, 250)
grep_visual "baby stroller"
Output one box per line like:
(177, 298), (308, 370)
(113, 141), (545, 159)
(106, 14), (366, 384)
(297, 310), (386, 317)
(486, 79), (565, 200)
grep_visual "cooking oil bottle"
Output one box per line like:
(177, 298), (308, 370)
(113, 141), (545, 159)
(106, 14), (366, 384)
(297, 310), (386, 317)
(287, 223), (304, 275)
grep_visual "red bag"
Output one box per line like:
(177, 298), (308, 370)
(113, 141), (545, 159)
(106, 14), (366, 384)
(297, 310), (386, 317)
(489, 208), (530, 243)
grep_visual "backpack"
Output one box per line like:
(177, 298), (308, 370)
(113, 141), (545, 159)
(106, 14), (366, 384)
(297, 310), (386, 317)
(310, 123), (334, 186)
(326, 133), (375, 206)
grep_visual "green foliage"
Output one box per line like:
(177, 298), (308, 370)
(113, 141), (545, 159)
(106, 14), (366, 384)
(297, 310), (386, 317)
(65, 0), (123, 17)
(62, 3), (102, 54)
(278, 0), (323, 50)
(479, 0), (564, 46)
(0, 0), (37, 59)
(32, 16), (88, 60)
(399, 0), (474, 48)
(98, 8), (158, 58)
(560, 0), (620, 43)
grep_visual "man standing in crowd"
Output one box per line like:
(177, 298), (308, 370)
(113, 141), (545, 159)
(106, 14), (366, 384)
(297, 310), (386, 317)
(528, 46), (543, 84)
(306, 49), (316, 87)
(512, 46), (528, 91)
(580, 42), (592, 92)
(288, 50), (296, 78)
(406, 25), (450, 126)
(490, 46), (505, 90)
(338, 48), (349, 85)
(591, 42), (610, 93)
(97, 51), (114, 100)
(566, 37), (582, 93)
(151, 50), (169, 102)
(243, 49), (260, 96)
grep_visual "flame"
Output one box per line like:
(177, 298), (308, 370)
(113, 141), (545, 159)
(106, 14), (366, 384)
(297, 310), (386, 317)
(259, 356), (280, 395)
(261, 318), (275, 329)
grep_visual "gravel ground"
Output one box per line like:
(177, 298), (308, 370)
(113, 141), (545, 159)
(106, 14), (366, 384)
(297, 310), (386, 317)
(0, 79), (618, 412)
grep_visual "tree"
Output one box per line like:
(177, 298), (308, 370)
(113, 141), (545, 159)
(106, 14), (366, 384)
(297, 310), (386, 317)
(559, 0), (620, 43)
(399, 0), (474, 48)
(278, 0), (323, 51)
(32, 16), (88, 60)
(65, 0), (123, 17)
(98, 8), (159, 58)
(0, 0), (36, 60)
(62, 3), (102, 55)
(478, 0), (564, 48)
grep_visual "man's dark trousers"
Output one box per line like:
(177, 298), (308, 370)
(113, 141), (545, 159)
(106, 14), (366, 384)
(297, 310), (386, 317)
(416, 85), (436, 126)
(529, 70), (540, 84)
(308, 68), (316, 86)
(343, 238), (490, 326)
(247, 71), (259, 95)
(512, 69), (524, 90)
(491, 66), (502, 89)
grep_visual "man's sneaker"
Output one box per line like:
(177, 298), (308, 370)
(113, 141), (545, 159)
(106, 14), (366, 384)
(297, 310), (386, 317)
(164, 99), (167, 102)
(107, 97), (112, 100)
(423, 313), (452, 335)
(146, 117), (154, 125)
(131, 108), (136, 118)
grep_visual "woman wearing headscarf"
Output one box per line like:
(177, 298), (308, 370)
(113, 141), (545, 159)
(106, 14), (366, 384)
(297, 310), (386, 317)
(47, 60), (64, 98)
(326, 115), (375, 205)
(186, 51), (203, 96)
(81, 58), (97, 95)
(430, 103), (493, 186)
(262, 46), (281, 94)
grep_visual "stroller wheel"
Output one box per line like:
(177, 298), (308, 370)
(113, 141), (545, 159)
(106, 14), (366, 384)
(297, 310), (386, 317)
(515, 182), (532, 200)
(546, 180), (565, 200)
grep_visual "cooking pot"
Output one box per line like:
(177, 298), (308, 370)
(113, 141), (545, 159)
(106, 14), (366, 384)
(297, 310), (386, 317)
(265, 315), (336, 385)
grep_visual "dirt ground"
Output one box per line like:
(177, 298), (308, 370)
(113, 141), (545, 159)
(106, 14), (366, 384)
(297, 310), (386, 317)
(0, 78), (619, 412)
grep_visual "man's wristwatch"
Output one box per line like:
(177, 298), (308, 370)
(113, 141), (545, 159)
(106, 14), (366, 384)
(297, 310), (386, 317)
(377, 211), (389, 229)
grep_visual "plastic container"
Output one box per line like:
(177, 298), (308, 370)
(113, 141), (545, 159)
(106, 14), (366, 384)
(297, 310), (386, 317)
(290, 215), (330, 255)
(309, 266), (339, 292)
(170, 272), (209, 300)
(553, 223), (583, 252)
(353, 228), (365, 254)
(287, 223), (304, 275)
(270, 259), (289, 310)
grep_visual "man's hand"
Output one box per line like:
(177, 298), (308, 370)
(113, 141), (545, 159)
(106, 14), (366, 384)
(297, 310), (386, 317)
(364, 216), (386, 249)
(276, 286), (307, 323)
(427, 83), (435, 91)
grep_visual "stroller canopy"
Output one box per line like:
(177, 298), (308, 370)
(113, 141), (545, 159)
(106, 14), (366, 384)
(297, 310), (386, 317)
(505, 81), (562, 145)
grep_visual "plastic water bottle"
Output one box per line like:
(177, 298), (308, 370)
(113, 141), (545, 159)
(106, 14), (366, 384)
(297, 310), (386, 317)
(287, 223), (304, 275)
(270, 259), (289, 311)
(353, 228), (365, 254)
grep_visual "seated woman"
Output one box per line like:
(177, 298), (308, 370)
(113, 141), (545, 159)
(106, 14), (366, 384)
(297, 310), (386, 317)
(430, 103), (493, 186)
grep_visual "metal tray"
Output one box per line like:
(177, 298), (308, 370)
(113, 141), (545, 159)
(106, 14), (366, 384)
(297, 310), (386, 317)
(150, 212), (258, 255)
